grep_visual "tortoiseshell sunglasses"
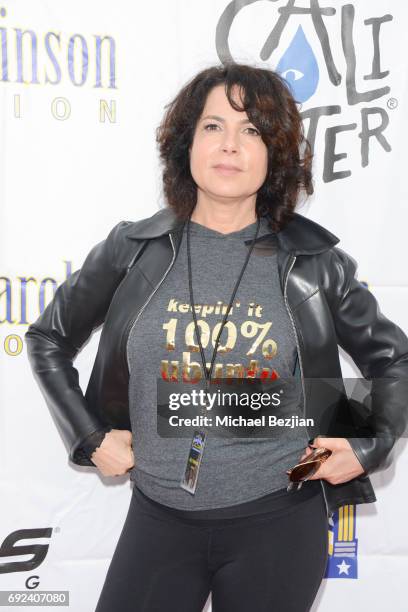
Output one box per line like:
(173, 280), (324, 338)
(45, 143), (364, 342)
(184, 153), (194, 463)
(286, 447), (332, 492)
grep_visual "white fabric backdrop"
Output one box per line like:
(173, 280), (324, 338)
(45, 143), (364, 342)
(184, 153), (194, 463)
(1, 1), (407, 609)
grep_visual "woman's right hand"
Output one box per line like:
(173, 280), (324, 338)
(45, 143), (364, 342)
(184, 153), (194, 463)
(90, 429), (135, 477)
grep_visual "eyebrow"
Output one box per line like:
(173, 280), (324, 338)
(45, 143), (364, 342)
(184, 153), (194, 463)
(200, 114), (253, 125)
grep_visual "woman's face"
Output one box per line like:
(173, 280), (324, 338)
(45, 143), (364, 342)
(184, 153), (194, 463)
(189, 84), (268, 202)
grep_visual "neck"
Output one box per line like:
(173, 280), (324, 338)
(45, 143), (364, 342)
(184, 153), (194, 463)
(190, 194), (258, 234)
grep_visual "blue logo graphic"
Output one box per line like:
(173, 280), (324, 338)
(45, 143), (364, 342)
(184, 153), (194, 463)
(325, 504), (358, 579)
(276, 25), (319, 103)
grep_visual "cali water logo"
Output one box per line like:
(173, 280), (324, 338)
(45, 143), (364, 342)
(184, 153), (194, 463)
(216, 0), (396, 181)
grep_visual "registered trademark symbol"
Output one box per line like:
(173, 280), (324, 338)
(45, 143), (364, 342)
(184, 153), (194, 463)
(54, 526), (60, 533)
(387, 97), (398, 109)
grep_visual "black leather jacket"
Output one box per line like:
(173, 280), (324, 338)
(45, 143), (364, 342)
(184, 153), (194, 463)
(25, 207), (408, 518)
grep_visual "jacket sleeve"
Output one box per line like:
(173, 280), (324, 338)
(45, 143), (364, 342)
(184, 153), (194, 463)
(24, 221), (130, 466)
(327, 246), (408, 476)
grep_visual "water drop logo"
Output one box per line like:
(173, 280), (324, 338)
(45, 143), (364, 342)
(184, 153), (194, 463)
(276, 25), (319, 102)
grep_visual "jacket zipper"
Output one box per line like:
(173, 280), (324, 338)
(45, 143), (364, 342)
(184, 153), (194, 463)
(283, 253), (330, 519)
(124, 232), (177, 374)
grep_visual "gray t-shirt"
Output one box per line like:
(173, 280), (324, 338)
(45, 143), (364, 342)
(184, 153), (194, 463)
(127, 215), (310, 510)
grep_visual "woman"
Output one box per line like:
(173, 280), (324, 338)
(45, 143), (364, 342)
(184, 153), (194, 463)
(25, 63), (408, 611)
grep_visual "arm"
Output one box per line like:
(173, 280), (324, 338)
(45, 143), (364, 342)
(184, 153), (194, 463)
(24, 221), (130, 466)
(327, 247), (408, 475)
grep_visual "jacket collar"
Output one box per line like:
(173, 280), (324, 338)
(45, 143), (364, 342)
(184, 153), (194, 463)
(125, 206), (340, 255)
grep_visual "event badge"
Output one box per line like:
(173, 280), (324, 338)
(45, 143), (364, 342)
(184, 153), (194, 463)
(180, 429), (207, 494)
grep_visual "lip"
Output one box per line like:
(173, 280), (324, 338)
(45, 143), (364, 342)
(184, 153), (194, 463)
(213, 164), (242, 174)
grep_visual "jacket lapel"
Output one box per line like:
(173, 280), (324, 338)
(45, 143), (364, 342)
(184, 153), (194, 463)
(124, 206), (340, 254)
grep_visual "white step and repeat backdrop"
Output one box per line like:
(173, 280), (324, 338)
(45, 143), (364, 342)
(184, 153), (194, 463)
(1, 1), (407, 610)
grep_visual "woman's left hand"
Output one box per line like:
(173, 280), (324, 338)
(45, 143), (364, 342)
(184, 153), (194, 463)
(298, 437), (367, 485)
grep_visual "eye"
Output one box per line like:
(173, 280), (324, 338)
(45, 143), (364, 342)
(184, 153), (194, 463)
(203, 123), (220, 131)
(245, 127), (261, 136)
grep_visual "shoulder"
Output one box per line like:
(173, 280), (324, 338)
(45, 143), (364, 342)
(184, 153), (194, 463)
(103, 220), (147, 271)
(315, 245), (360, 308)
(105, 208), (183, 268)
(319, 245), (358, 278)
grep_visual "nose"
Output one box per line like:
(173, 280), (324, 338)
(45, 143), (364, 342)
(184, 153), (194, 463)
(220, 129), (240, 153)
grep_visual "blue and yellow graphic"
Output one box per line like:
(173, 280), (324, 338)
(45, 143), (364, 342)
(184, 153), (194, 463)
(325, 504), (358, 579)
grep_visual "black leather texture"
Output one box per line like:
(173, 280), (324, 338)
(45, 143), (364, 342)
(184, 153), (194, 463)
(25, 208), (408, 518)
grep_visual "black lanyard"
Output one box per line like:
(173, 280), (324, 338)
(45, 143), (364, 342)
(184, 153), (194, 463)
(186, 211), (261, 395)
(179, 212), (261, 494)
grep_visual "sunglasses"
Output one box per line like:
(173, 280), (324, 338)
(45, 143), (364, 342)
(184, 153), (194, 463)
(286, 447), (332, 492)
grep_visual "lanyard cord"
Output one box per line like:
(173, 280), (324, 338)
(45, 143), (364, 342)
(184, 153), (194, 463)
(186, 212), (261, 393)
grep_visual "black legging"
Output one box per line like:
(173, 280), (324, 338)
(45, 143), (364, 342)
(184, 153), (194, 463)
(95, 485), (329, 612)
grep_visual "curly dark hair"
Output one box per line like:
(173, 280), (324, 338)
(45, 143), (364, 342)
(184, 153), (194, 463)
(155, 62), (314, 232)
